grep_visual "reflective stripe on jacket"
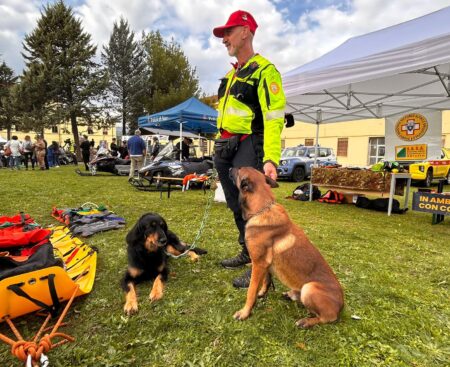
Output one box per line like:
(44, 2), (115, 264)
(217, 54), (286, 164)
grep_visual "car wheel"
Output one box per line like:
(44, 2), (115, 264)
(424, 169), (433, 187)
(292, 166), (306, 182)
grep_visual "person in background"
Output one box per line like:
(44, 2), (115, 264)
(80, 135), (92, 171)
(150, 136), (160, 160)
(50, 141), (60, 167)
(176, 137), (192, 160)
(110, 137), (119, 157)
(127, 129), (146, 179)
(118, 140), (128, 159)
(5, 136), (23, 170)
(34, 135), (46, 170)
(43, 137), (49, 170)
(22, 135), (35, 170)
(212, 10), (286, 288)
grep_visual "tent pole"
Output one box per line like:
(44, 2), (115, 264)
(310, 111), (321, 202)
(179, 121), (183, 161)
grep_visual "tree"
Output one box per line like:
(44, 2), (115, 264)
(0, 61), (19, 140)
(141, 31), (200, 127)
(21, 0), (107, 155)
(102, 17), (146, 136)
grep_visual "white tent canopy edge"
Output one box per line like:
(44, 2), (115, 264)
(283, 6), (450, 124)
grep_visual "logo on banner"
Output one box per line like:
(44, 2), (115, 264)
(395, 113), (428, 141)
(395, 144), (427, 160)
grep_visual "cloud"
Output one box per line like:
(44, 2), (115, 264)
(1, 0), (450, 94)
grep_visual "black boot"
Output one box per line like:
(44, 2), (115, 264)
(221, 249), (250, 269)
(232, 268), (252, 288)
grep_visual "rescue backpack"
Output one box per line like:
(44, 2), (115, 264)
(318, 190), (344, 204)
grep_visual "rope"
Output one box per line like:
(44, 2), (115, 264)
(165, 172), (217, 259)
(0, 285), (79, 366)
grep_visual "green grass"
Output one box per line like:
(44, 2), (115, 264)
(1, 166), (449, 367)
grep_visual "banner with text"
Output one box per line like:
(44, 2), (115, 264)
(412, 192), (450, 216)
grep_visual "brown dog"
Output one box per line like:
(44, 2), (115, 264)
(230, 167), (344, 328)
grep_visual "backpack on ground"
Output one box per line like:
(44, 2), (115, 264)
(355, 196), (407, 214)
(318, 190), (344, 204)
(292, 183), (321, 201)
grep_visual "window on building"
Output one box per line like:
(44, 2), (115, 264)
(368, 137), (385, 165)
(51, 126), (58, 133)
(281, 139), (286, 149)
(337, 138), (348, 157)
(103, 127), (108, 135)
(305, 139), (314, 146)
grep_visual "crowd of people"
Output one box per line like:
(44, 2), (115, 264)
(0, 135), (75, 170)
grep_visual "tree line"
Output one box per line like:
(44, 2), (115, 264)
(0, 0), (201, 155)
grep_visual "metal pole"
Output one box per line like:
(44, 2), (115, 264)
(179, 120), (183, 161)
(310, 110), (321, 202)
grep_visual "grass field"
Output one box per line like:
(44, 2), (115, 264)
(0, 165), (449, 367)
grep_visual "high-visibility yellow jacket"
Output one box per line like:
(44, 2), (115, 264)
(217, 54), (286, 165)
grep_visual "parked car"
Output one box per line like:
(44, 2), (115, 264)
(408, 148), (450, 187)
(277, 146), (337, 182)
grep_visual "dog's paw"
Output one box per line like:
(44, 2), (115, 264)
(233, 308), (251, 321)
(295, 317), (319, 328)
(149, 289), (163, 302)
(188, 251), (199, 262)
(124, 300), (138, 315)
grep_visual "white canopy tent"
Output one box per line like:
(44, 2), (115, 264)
(283, 6), (450, 123)
(282, 6), (450, 201)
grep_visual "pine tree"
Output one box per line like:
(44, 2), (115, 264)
(142, 31), (200, 119)
(102, 17), (146, 136)
(0, 61), (19, 139)
(21, 0), (107, 154)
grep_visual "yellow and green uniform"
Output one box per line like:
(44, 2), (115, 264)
(217, 54), (286, 165)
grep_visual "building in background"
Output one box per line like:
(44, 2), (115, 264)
(281, 112), (450, 167)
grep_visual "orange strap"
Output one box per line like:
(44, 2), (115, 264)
(0, 285), (79, 365)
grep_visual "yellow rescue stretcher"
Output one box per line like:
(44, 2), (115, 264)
(0, 225), (97, 321)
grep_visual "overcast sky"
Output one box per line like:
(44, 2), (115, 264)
(1, 0), (450, 94)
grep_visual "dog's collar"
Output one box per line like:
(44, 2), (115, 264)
(246, 201), (275, 219)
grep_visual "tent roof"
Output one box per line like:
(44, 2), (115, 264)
(139, 127), (199, 138)
(138, 97), (217, 134)
(283, 6), (450, 123)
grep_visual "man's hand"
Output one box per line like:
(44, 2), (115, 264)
(263, 161), (277, 181)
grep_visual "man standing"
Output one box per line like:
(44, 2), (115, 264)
(213, 10), (286, 288)
(175, 137), (192, 160)
(80, 135), (92, 171)
(110, 137), (119, 157)
(127, 129), (147, 179)
(150, 136), (160, 161)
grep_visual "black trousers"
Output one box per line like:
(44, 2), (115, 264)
(214, 134), (263, 251)
(23, 152), (34, 169)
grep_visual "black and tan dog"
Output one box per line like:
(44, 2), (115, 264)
(122, 212), (206, 315)
(230, 167), (344, 328)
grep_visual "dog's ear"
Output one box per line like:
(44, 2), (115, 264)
(240, 177), (254, 192)
(265, 175), (279, 188)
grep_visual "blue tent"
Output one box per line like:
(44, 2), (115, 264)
(138, 97), (218, 135)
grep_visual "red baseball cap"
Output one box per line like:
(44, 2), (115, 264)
(213, 10), (258, 38)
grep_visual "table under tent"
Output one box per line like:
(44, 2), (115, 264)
(282, 6), (450, 205)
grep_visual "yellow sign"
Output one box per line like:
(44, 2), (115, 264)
(395, 144), (427, 160)
(395, 113), (428, 141)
